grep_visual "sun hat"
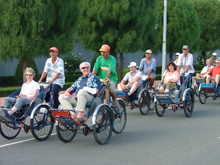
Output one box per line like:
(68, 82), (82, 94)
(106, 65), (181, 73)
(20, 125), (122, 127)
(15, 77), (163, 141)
(99, 44), (110, 52)
(212, 52), (217, 56)
(49, 47), (58, 53)
(145, 49), (152, 54)
(182, 45), (189, 50)
(128, 62), (138, 68)
(175, 52), (180, 56)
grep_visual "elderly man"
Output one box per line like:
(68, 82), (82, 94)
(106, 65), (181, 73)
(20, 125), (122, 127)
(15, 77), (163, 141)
(174, 52), (180, 65)
(120, 62), (142, 96)
(139, 49), (156, 90)
(196, 59), (213, 78)
(209, 52), (218, 66)
(92, 44), (118, 106)
(38, 47), (65, 108)
(177, 45), (195, 87)
(59, 62), (101, 120)
(206, 59), (220, 88)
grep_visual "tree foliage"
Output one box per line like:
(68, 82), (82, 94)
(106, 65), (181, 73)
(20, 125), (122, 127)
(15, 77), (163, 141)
(76, 0), (156, 79)
(154, 0), (200, 60)
(192, 0), (220, 62)
(0, 0), (79, 77)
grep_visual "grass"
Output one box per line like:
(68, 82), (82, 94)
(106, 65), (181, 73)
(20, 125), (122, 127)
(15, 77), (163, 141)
(0, 82), (73, 97)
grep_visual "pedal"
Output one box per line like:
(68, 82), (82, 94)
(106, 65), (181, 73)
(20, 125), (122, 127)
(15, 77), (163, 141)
(23, 125), (30, 133)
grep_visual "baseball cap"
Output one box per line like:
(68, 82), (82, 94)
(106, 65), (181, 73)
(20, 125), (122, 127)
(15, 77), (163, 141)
(145, 49), (152, 54)
(182, 45), (189, 50)
(128, 62), (137, 68)
(215, 59), (220, 63)
(212, 52), (217, 56)
(175, 52), (180, 56)
(99, 44), (110, 52)
(49, 47), (58, 53)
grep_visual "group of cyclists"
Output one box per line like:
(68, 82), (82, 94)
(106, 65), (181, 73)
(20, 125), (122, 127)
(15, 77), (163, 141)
(2, 44), (220, 117)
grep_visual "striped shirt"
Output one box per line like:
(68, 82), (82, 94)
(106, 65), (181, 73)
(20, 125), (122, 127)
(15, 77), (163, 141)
(44, 57), (65, 87)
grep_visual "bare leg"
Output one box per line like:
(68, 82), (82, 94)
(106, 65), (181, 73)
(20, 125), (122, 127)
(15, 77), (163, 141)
(128, 82), (139, 96)
(206, 75), (211, 84)
(215, 74), (220, 88)
(110, 91), (117, 105)
(149, 76), (155, 90)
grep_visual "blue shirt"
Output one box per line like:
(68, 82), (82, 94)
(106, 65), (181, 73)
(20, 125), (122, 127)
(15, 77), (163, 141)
(70, 73), (101, 95)
(139, 57), (156, 76)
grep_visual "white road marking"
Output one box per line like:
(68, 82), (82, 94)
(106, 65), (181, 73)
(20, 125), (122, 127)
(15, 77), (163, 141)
(0, 133), (57, 148)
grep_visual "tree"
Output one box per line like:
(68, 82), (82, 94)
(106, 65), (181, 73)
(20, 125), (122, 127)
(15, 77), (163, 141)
(154, 0), (200, 61)
(0, 0), (79, 80)
(192, 0), (220, 63)
(76, 0), (156, 79)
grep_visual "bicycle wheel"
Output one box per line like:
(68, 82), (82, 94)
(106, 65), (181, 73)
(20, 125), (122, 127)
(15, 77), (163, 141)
(194, 85), (199, 96)
(93, 105), (113, 145)
(149, 89), (155, 110)
(0, 122), (21, 139)
(184, 90), (194, 117)
(199, 89), (207, 104)
(30, 105), (54, 141)
(138, 90), (150, 115)
(56, 122), (78, 143)
(112, 99), (127, 134)
(155, 102), (166, 117)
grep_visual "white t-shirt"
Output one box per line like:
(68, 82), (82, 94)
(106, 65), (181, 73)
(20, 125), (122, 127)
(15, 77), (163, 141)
(123, 70), (142, 84)
(177, 53), (195, 74)
(20, 80), (40, 98)
(200, 66), (213, 74)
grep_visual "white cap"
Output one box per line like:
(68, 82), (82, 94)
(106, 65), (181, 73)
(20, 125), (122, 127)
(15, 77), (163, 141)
(175, 52), (180, 56)
(212, 52), (217, 56)
(128, 62), (137, 68)
(145, 49), (152, 54)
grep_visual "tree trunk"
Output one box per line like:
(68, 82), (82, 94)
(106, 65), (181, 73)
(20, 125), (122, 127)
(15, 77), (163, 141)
(22, 57), (28, 82)
(119, 53), (124, 82)
(201, 50), (207, 64)
(169, 51), (173, 62)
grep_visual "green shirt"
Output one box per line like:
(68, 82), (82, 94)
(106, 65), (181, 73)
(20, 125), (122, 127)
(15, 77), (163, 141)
(93, 55), (118, 84)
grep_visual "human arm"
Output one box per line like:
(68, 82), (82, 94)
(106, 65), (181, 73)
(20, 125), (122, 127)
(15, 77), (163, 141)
(48, 72), (61, 84)
(64, 88), (74, 98)
(38, 71), (47, 82)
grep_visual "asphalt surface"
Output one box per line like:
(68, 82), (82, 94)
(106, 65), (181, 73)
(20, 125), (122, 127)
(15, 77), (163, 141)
(0, 96), (220, 165)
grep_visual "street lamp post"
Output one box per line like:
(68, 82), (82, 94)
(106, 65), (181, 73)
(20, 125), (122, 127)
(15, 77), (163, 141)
(162, 0), (167, 78)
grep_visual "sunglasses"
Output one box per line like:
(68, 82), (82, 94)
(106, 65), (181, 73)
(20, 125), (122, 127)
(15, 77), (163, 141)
(81, 67), (90, 69)
(26, 74), (33, 76)
(215, 62), (219, 64)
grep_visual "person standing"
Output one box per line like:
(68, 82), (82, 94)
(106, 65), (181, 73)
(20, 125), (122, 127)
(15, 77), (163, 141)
(92, 44), (118, 106)
(139, 49), (156, 90)
(177, 45), (195, 86)
(38, 47), (65, 108)
(174, 52), (180, 65)
(209, 52), (218, 66)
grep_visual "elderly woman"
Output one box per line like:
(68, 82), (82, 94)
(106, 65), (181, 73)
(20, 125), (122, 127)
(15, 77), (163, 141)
(3, 67), (40, 115)
(158, 61), (180, 93)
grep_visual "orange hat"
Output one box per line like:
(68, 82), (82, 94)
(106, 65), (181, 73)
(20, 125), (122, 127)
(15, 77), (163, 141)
(99, 44), (110, 52)
(49, 47), (58, 53)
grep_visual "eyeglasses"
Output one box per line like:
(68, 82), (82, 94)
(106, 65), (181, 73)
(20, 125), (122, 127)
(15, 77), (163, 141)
(81, 67), (90, 69)
(215, 62), (219, 64)
(25, 74), (33, 76)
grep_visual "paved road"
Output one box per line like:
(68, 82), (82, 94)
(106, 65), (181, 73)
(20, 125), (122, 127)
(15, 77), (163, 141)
(0, 97), (220, 165)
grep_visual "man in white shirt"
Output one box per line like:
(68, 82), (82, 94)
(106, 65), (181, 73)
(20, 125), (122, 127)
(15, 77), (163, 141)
(177, 45), (195, 87)
(196, 59), (213, 78)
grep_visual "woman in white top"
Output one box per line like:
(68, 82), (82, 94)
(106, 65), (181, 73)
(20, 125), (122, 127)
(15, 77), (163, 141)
(159, 61), (180, 93)
(120, 62), (142, 96)
(3, 67), (40, 115)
